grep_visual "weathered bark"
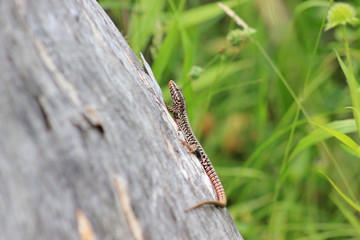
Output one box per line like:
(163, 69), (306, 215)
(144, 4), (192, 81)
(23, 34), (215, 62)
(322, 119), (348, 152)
(0, 0), (243, 239)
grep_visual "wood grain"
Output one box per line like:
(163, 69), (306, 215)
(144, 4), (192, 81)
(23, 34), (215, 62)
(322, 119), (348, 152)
(0, 0), (243, 239)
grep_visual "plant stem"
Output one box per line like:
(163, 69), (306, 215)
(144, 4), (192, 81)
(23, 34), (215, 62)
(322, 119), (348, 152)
(342, 25), (353, 73)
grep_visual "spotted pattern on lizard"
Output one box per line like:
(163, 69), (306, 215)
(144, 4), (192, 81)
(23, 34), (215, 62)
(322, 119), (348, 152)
(166, 80), (227, 211)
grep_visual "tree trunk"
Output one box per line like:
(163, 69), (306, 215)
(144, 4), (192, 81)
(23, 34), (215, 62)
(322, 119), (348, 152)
(0, 0), (243, 239)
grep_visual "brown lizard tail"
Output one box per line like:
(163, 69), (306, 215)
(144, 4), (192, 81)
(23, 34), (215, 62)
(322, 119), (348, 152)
(185, 200), (226, 212)
(186, 165), (227, 212)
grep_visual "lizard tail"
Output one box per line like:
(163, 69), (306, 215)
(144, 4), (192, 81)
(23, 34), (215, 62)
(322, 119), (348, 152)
(186, 166), (227, 212)
(185, 199), (226, 212)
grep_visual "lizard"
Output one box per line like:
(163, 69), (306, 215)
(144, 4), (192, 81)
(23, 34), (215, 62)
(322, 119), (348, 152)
(165, 80), (227, 211)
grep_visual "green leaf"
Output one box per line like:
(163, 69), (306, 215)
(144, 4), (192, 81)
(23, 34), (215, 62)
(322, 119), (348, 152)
(331, 195), (360, 235)
(179, 0), (247, 28)
(128, 0), (166, 54)
(152, 20), (180, 81)
(320, 171), (360, 212)
(335, 51), (360, 137)
(290, 119), (357, 159)
(313, 122), (360, 154)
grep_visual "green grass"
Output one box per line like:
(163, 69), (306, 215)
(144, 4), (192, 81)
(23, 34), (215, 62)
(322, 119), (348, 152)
(99, 0), (360, 239)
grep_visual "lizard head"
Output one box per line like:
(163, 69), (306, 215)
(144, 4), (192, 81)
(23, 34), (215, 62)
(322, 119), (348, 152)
(168, 80), (186, 112)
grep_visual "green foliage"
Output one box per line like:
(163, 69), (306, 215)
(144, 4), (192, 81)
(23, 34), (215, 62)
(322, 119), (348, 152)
(100, 0), (360, 239)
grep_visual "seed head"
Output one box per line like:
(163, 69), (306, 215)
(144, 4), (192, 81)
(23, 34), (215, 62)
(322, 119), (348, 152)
(188, 66), (204, 80)
(326, 2), (359, 30)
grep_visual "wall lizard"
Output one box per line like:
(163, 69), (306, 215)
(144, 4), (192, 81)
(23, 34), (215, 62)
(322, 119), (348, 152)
(166, 80), (227, 211)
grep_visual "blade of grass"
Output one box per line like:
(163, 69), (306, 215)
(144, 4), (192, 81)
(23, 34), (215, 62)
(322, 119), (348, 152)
(320, 171), (360, 212)
(312, 121), (360, 156)
(290, 119), (357, 160)
(335, 51), (360, 138)
(152, 19), (180, 81)
(331, 194), (360, 235)
(180, 0), (247, 27)
(128, 0), (166, 54)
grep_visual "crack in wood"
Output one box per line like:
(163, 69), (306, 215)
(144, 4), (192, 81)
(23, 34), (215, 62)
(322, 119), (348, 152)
(114, 176), (144, 240)
(36, 95), (52, 130)
(82, 106), (105, 135)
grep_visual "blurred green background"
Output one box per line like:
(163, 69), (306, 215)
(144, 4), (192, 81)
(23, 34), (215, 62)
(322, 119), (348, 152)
(98, 0), (360, 239)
